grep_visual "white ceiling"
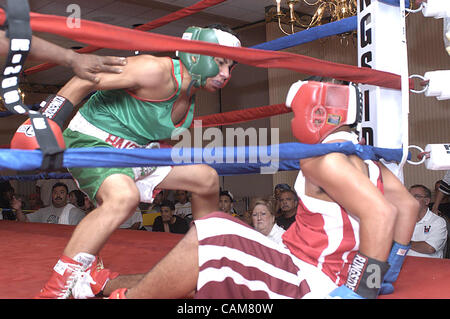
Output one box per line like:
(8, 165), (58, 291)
(19, 0), (317, 86)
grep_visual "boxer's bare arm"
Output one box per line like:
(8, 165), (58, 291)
(57, 55), (175, 106)
(432, 191), (446, 214)
(0, 30), (126, 83)
(410, 240), (436, 254)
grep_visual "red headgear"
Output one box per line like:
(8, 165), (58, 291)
(285, 80), (362, 144)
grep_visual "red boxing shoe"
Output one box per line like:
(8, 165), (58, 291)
(36, 254), (120, 299)
(108, 288), (128, 299)
(35, 255), (89, 299)
(88, 257), (119, 296)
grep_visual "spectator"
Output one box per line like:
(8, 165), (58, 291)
(0, 181), (18, 220)
(28, 192), (43, 211)
(431, 172), (450, 217)
(174, 190), (192, 222)
(69, 190), (85, 209)
(36, 178), (78, 207)
(219, 190), (238, 217)
(251, 197), (285, 245)
(239, 209), (253, 226)
(152, 200), (189, 234)
(83, 195), (96, 214)
(408, 185), (448, 258)
(69, 189), (96, 214)
(119, 208), (144, 230)
(273, 183), (291, 217)
(276, 189), (298, 230)
(16, 182), (85, 225)
(147, 191), (164, 214)
(274, 183), (291, 201)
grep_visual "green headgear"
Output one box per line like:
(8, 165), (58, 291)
(177, 26), (241, 88)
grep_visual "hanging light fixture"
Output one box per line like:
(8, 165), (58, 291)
(269, 0), (357, 35)
(0, 88), (25, 112)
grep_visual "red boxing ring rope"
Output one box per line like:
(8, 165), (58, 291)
(192, 103), (291, 128)
(0, 10), (405, 90)
(24, 0), (228, 76)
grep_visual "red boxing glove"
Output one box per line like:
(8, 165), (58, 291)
(10, 117), (65, 150)
(285, 80), (362, 144)
(10, 94), (73, 150)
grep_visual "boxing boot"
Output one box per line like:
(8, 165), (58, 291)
(327, 285), (365, 299)
(87, 256), (120, 297)
(379, 242), (410, 295)
(35, 254), (95, 299)
(108, 288), (128, 299)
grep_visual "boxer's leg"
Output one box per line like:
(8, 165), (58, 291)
(36, 173), (139, 299)
(64, 174), (140, 257)
(379, 164), (419, 246)
(377, 164), (419, 295)
(157, 164), (219, 220)
(120, 226), (199, 299)
(301, 152), (397, 261)
(102, 274), (144, 296)
(107, 212), (319, 299)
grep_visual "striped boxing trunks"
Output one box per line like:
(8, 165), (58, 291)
(193, 212), (337, 299)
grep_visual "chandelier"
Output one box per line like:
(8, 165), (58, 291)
(270, 0), (357, 35)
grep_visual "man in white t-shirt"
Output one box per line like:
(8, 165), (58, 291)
(36, 178), (78, 207)
(408, 185), (448, 258)
(16, 182), (85, 225)
(174, 190), (192, 222)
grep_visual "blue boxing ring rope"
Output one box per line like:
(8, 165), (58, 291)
(0, 142), (407, 177)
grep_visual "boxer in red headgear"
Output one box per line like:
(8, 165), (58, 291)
(285, 80), (362, 144)
(283, 79), (419, 298)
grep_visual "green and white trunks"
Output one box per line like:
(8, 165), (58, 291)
(63, 112), (172, 203)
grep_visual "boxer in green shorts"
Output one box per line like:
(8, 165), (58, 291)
(36, 24), (242, 299)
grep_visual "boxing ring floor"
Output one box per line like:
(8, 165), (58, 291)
(1, 220), (449, 299)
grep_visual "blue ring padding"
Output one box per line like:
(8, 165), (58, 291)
(0, 142), (408, 176)
(251, 16), (357, 52)
(250, 0), (408, 52)
(379, 0), (410, 7)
